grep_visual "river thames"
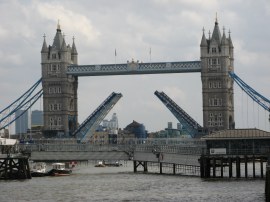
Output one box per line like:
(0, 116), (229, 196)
(0, 161), (265, 202)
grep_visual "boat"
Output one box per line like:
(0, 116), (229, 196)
(104, 161), (123, 167)
(94, 161), (106, 167)
(94, 160), (123, 167)
(47, 163), (72, 176)
(31, 162), (47, 177)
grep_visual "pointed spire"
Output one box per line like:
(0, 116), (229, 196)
(57, 19), (61, 31)
(72, 36), (78, 55)
(61, 36), (68, 52)
(228, 29), (234, 48)
(52, 20), (63, 50)
(211, 15), (221, 43)
(41, 34), (48, 53)
(221, 26), (228, 45)
(200, 27), (207, 47)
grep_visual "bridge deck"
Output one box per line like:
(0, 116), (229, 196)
(67, 61), (201, 76)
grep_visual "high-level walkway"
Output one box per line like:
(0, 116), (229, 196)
(67, 61), (201, 76)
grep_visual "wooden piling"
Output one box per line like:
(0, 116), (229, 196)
(245, 156), (248, 178)
(265, 166), (270, 202)
(260, 158), (264, 178)
(133, 160), (137, 173)
(144, 161), (148, 172)
(220, 157), (223, 178)
(236, 156), (241, 178)
(253, 156), (256, 178)
(160, 162), (163, 174)
(229, 157), (232, 178)
(213, 158), (216, 178)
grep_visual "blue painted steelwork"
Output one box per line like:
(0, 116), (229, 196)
(154, 91), (204, 138)
(229, 72), (270, 112)
(73, 92), (122, 142)
(0, 79), (42, 130)
(67, 61), (201, 76)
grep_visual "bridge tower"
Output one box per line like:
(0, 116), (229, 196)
(41, 22), (78, 137)
(200, 18), (235, 132)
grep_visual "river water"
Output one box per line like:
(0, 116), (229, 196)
(0, 161), (265, 202)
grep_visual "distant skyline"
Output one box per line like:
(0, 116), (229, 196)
(0, 0), (270, 133)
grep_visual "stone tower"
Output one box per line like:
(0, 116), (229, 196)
(41, 22), (78, 137)
(200, 18), (235, 132)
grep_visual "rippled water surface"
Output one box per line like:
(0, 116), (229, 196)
(0, 162), (265, 202)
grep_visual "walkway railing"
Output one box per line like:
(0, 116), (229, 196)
(17, 138), (206, 154)
(202, 147), (270, 156)
(17, 138), (270, 156)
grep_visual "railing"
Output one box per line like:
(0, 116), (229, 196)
(19, 138), (206, 146)
(17, 138), (206, 155)
(17, 140), (270, 156)
(18, 144), (133, 153)
(202, 147), (270, 156)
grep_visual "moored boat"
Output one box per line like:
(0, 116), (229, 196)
(95, 161), (106, 167)
(31, 162), (47, 177)
(47, 163), (72, 176)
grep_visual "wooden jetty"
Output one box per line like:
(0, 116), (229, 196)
(199, 155), (267, 178)
(0, 154), (32, 180)
(0, 138), (31, 180)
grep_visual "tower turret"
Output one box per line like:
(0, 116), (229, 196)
(41, 35), (49, 62)
(221, 28), (229, 56)
(71, 37), (78, 65)
(200, 28), (208, 58)
(41, 21), (78, 137)
(200, 17), (235, 132)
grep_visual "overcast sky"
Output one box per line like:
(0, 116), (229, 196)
(0, 0), (270, 133)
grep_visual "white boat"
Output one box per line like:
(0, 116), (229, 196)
(47, 163), (72, 176)
(95, 161), (106, 167)
(31, 162), (47, 177)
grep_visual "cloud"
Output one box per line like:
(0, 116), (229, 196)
(36, 1), (100, 45)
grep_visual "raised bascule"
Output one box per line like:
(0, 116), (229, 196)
(1, 17), (269, 139)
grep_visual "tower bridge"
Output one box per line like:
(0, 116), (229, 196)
(39, 17), (235, 138)
(3, 17), (269, 139)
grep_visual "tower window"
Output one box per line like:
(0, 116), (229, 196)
(212, 47), (217, 53)
(211, 58), (220, 65)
